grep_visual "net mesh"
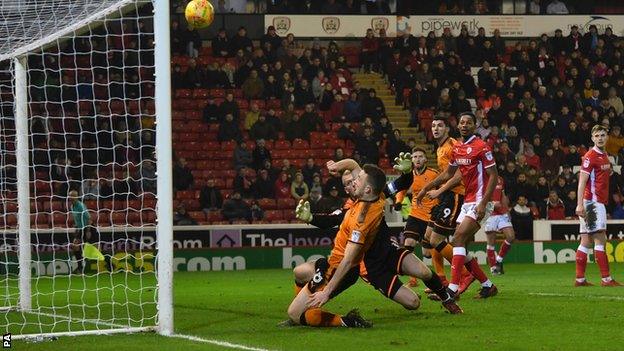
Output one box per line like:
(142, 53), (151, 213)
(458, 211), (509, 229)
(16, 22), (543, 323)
(0, 0), (161, 336)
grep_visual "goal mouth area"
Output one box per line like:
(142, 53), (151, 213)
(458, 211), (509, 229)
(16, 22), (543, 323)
(1, 0), (173, 339)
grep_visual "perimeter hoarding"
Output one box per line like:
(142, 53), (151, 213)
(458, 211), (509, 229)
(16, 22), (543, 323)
(263, 15), (624, 38)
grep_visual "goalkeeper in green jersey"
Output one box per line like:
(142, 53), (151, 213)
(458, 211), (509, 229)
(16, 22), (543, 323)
(68, 190), (107, 273)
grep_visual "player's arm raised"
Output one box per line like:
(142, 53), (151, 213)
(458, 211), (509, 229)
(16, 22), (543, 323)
(576, 171), (590, 218)
(327, 159), (361, 176)
(307, 241), (362, 308)
(415, 163), (458, 205)
(427, 168), (461, 199)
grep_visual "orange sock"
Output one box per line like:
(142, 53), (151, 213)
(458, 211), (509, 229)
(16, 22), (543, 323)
(431, 249), (446, 278)
(436, 241), (471, 277)
(302, 308), (343, 327)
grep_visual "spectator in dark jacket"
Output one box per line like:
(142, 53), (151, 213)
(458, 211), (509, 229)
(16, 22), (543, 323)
(211, 28), (230, 57)
(173, 204), (197, 225)
(301, 158), (320, 187)
(249, 114), (278, 141)
(219, 93), (240, 121)
(200, 179), (223, 212)
(252, 139), (272, 170)
(222, 191), (251, 222)
(361, 89), (385, 121)
(283, 114), (310, 141)
(173, 158), (193, 191)
(253, 169), (275, 199)
(218, 113), (242, 142)
(511, 195), (533, 240)
(233, 141), (253, 170)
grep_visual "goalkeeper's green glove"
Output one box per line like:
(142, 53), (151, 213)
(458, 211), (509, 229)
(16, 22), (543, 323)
(295, 200), (313, 223)
(393, 152), (413, 174)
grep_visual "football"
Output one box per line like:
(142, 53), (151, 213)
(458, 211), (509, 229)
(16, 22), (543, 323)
(184, 0), (214, 29)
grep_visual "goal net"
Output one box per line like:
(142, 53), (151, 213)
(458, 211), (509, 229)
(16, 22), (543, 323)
(0, 0), (173, 339)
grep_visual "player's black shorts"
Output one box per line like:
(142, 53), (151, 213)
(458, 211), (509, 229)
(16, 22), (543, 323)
(362, 231), (411, 299)
(403, 215), (429, 242)
(429, 191), (463, 236)
(324, 264), (360, 299)
(73, 225), (100, 244)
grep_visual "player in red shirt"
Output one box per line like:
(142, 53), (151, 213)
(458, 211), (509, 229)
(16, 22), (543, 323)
(575, 125), (622, 287)
(484, 176), (515, 275)
(417, 112), (499, 299)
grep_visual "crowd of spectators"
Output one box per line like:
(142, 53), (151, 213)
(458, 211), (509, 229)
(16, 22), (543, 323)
(381, 22), (624, 236)
(170, 13), (624, 229)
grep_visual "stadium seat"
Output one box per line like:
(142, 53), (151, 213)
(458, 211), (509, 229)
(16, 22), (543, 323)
(274, 140), (291, 150)
(291, 139), (309, 150)
(264, 210), (283, 221)
(207, 211), (224, 223)
(188, 211), (207, 223)
(175, 89), (192, 98)
(257, 198), (277, 210)
(277, 198), (296, 210)
(221, 141), (237, 151)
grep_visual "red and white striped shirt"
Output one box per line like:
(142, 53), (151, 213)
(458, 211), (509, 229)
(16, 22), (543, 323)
(450, 135), (496, 203)
(580, 147), (610, 204)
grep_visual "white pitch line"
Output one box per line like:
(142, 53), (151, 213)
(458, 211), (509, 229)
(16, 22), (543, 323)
(171, 334), (274, 351)
(529, 292), (624, 301)
(19, 310), (274, 350)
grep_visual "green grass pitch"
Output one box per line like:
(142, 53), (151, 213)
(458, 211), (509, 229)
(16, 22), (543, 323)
(8, 263), (624, 350)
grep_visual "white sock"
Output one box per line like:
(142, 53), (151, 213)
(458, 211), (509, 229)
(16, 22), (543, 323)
(481, 279), (493, 288)
(594, 245), (605, 252)
(453, 247), (466, 256)
(486, 245), (495, 250)
(448, 283), (459, 292)
(496, 255), (503, 263)
(602, 276), (613, 283)
(577, 245), (589, 254)
(576, 278), (586, 283)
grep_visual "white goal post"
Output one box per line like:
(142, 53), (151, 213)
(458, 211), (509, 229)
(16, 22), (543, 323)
(0, 0), (173, 339)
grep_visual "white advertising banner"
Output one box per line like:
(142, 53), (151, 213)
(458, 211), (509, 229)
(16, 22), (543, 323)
(398, 15), (624, 37)
(264, 15), (397, 38)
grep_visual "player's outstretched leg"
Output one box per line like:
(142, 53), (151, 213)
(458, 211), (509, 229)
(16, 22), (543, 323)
(399, 254), (463, 314)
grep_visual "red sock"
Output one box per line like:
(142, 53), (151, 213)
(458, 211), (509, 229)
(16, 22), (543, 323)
(450, 247), (466, 287)
(594, 246), (611, 279)
(498, 240), (512, 260)
(486, 245), (496, 267)
(575, 246), (588, 280)
(465, 257), (489, 283)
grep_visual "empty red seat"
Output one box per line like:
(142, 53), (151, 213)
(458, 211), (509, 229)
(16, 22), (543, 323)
(176, 190), (198, 200)
(277, 198), (296, 210)
(188, 211), (206, 223)
(175, 89), (192, 98)
(274, 140), (291, 150)
(221, 141), (237, 151)
(291, 139), (309, 150)
(257, 198), (277, 210)
(264, 210), (284, 221)
(282, 210), (296, 221)
(193, 89), (209, 99)
(210, 89), (225, 99)
(207, 211), (224, 223)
